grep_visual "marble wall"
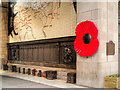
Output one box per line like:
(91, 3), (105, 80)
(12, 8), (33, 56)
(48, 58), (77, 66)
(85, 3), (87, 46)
(76, 2), (118, 88)
(0, 7), (2, 70)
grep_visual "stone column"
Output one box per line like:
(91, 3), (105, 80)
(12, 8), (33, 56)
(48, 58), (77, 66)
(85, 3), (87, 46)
(0, 2), (8, 70)
(0, 6), (2, 70)
(76, 1), (118, 88)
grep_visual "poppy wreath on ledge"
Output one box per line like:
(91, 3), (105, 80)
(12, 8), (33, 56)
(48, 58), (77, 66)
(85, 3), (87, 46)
(42, 71), (46, 78)
(37, 70), (42, 77)
(32, 68), (37, 76)
(74, 21), (99, 57)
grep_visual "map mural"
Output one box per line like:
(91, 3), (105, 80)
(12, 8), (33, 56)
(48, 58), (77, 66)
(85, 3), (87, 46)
(9, 0), (77, 42)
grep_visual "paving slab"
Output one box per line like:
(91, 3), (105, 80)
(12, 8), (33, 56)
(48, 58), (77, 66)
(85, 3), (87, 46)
(0, 70), (86, 88)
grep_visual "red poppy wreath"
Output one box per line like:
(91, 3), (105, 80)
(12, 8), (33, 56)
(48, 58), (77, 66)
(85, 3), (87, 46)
(74, 21), (99, 57)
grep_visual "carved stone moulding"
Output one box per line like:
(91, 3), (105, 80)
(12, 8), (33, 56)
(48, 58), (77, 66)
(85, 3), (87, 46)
(3, 64), (8, 70)
(11, 65), (17, 72)
(45, 71), (57, 80)
(67, 72), (76, 84)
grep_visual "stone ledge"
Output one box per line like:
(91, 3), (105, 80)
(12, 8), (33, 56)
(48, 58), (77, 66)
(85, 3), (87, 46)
(7, 64), (76, 82)
(7, 63), (76, 72)
(0, 70), (86, 88)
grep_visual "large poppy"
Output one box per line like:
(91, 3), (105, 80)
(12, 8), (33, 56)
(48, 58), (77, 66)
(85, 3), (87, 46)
(74, 21), (99, 57)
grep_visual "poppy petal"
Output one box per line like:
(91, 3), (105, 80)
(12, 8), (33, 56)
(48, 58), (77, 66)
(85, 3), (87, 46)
(74, 21), (99, 57)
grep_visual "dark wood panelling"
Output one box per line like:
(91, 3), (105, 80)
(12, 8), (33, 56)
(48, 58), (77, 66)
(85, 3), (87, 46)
(38, 46), (44, 62)
(7, 36), (76, 69)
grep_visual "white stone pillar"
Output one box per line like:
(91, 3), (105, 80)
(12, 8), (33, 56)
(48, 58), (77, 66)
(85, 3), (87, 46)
(0, 6), (2, 70)
(76, 1), (118, 88)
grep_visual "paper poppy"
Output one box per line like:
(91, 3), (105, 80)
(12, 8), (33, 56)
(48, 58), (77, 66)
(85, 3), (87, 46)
(42, 71), (46, 78)
(74, 21), (99, 57)
(37, 73), (39, 77)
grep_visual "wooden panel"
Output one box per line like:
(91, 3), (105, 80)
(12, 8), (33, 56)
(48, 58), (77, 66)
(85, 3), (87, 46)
(7, 36), (76, 69)
(28, 46), (33, 61)
(33, 48), (38, 61)
(44, 47), (50, 63)
(43, 43), (59, 64)
(26, 47), (30, 61)
(19, 47), (22, 60)
(23, 46), (28, 61)
(38, 46), (44, 62)
(50, 47), (59, 63)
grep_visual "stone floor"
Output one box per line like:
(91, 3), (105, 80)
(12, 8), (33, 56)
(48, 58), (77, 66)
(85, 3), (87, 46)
(1, 76), (56, 88)
(0, 70), (86, 88)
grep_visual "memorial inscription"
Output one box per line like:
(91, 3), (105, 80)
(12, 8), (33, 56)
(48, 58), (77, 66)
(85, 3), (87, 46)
(106, 41), (115, 55)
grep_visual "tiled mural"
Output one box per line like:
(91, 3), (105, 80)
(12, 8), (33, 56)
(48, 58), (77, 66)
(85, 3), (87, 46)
(9, 1), (76, 42)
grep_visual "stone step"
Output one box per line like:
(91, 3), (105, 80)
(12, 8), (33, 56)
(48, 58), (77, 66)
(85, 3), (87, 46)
(7, 64), (76, 82)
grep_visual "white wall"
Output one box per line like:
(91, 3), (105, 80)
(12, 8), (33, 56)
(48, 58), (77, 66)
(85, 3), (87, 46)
(76, 2), (118, 88)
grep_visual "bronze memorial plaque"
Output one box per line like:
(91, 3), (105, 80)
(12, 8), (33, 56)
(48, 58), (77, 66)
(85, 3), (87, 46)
(106, 41), (115, 55)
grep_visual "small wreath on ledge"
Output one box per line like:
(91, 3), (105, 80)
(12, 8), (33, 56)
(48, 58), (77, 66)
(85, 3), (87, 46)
(42, 71), (47, 78)
(32, 68), (37, 76)
(37, 70), (42, 77)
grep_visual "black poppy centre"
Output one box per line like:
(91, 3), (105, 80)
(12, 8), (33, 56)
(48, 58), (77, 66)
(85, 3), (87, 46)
(83, 33), (91, 44)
